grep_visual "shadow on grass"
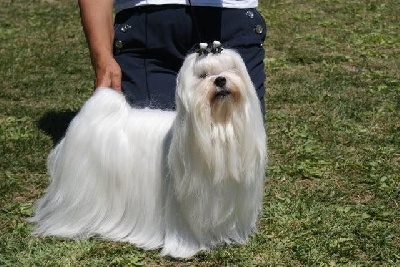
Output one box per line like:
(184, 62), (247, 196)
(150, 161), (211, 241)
(37, 111), (78, 145)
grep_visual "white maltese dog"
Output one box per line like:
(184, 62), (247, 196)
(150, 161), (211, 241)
(31, 45), (267, 258)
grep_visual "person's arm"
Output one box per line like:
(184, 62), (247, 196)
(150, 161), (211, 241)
(78, 0), (122, 91)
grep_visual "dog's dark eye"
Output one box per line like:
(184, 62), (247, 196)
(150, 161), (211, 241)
(199, 73), (208, 79)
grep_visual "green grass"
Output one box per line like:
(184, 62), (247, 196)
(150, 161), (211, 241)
(1, 0), (399, 265)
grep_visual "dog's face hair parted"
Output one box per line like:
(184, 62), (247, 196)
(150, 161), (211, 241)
(199, 53), (243, 123)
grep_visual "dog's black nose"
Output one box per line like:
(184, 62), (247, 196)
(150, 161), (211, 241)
(214, 76), (226, 87)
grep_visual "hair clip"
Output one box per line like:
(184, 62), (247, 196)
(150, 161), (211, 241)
(195, 41), (224, 56)
(196, 43), (210, 56)
(210, 41), (223, 54)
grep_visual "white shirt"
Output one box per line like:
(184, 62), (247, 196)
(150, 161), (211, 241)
(115, 0), (258, 13)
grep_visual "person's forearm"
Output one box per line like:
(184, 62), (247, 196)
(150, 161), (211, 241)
(78, 0), (121, 90)
(78, 0), (114, 65)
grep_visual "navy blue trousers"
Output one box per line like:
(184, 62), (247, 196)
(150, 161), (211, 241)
(113, 5), (267, 112)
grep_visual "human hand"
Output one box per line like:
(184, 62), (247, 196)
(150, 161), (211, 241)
(94, 56), (122, 92)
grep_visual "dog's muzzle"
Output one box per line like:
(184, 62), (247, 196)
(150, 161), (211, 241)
(214, 76), (231, 99)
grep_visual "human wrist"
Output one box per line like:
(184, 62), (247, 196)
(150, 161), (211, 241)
(90, 48), (114, 68)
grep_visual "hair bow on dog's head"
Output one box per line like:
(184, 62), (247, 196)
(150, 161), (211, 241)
(195, 41), (223, 56)
(211, 41), (223, 54)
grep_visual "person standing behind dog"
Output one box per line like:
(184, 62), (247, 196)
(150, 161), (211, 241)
(78, 0), (267, 112)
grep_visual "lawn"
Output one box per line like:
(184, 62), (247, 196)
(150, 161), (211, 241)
(1, 0), (399, 265)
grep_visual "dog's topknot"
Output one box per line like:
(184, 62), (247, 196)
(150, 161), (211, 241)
(194, 41), (223, 56)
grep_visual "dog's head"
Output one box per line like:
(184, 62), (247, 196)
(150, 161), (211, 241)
(176, 49), (260, 124)
(172, 48), (266, 183)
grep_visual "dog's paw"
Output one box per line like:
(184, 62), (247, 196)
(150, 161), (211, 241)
(161, 239), (206, 259)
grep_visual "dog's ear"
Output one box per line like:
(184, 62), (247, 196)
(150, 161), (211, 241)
(176, 53), (198, 112)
